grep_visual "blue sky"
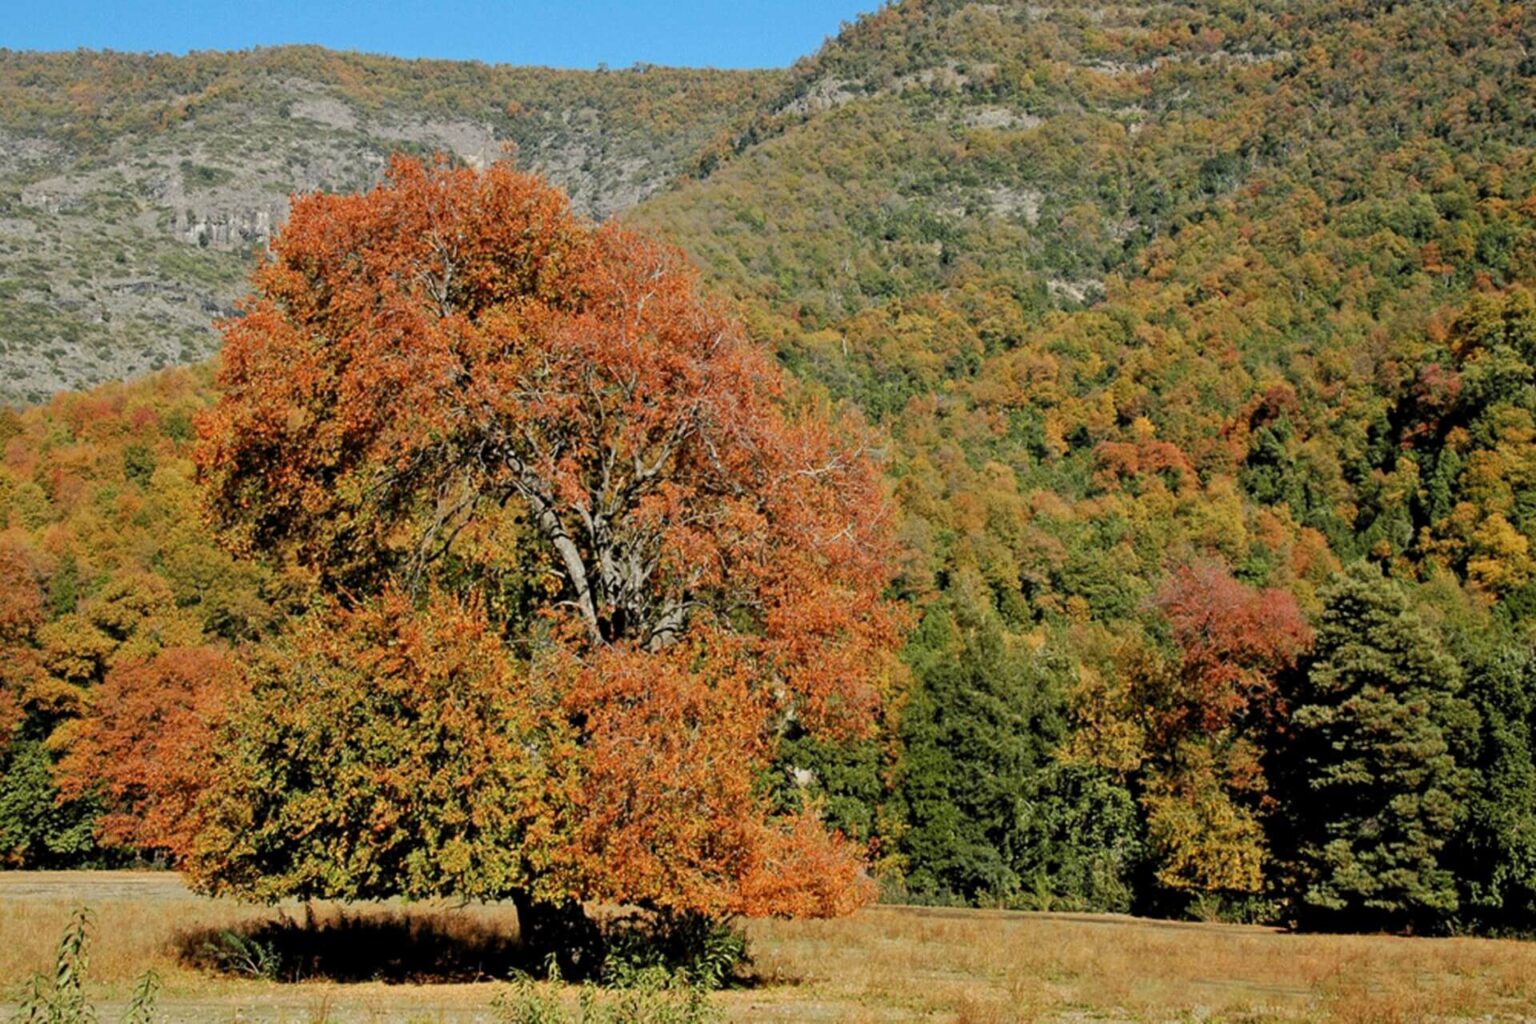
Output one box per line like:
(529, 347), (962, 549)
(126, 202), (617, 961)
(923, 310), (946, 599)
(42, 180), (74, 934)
(4, 1), (880, 69)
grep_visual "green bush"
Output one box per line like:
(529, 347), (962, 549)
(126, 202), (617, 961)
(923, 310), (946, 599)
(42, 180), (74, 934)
(191, 929), (280, 981)
(492, 958), (720, 1024)
(598, 913), (748, 990)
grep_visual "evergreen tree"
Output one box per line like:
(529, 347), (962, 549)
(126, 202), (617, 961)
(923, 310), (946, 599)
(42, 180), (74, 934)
(1282, 564), (1476, 932)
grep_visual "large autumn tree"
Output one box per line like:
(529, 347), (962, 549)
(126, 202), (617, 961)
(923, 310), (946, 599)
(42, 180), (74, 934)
(190, 156), (903, 920)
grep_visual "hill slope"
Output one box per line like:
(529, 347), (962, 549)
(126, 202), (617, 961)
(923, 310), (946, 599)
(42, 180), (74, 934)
(639, 0), (1536, 917)
(634, 0), (1536, 603)
(0, 47), (780, 403)
(8, 0), (1536, 930)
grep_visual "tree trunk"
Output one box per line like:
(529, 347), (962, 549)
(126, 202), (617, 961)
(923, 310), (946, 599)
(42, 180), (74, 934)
(509, 889), (603, 979)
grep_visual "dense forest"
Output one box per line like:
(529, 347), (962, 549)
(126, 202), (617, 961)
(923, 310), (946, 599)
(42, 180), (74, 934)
(6, 0), (1536, 936)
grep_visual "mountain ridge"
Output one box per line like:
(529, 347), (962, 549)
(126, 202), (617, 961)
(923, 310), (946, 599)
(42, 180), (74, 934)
(0, 45), (782, 403)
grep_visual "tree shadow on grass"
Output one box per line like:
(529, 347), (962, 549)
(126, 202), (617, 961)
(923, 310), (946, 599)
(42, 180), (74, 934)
(177, 903), (761, 988)
(176, 906), (547, 984)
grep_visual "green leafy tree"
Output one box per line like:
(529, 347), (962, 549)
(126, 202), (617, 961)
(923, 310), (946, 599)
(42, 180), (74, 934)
(0, 742), (101, 867)
(1445, 625), (1536, 933)
(1014, 761), (1142, 913)
(770, 730), (885, 846)
(892, 578), (1067, 903)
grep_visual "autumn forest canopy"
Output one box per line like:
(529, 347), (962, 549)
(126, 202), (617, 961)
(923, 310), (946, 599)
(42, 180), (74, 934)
(5, 0), (1536, 941)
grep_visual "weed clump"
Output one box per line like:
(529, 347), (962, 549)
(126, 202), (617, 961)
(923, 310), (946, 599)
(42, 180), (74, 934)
(492, 955), (720, 1024)
(10, 907), (160, 1024)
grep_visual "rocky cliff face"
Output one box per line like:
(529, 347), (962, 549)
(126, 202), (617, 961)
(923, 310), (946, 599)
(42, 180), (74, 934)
(0, 50), (778, 405)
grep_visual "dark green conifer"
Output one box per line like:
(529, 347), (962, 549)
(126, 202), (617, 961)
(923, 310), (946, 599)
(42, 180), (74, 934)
(1284, 564), (1476, 932)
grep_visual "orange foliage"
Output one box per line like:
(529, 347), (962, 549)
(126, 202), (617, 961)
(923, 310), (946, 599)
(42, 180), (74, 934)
(1153, 561), (1313, 736)
(0, 535), (44, 742)
(1093, 440), (1199, 494)
(552, 635), (873, 918)
(56, 645), (242, 856)
(193, 157), (904, 915)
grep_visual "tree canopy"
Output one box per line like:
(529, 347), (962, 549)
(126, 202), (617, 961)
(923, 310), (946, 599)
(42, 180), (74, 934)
(183, 156), (905, 918)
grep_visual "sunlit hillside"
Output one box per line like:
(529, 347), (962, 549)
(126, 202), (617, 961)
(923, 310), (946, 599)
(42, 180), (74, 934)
(6, 0), (1536, 945)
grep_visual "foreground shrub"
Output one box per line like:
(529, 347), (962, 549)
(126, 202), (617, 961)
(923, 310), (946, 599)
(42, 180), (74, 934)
(492, 959), (720, 1024)
(599, 912), (748, 990)
(10, 907), (160, 1024)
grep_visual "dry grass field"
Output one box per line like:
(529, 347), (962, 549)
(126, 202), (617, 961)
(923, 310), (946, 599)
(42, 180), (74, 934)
(3, 872), (1536, 1022)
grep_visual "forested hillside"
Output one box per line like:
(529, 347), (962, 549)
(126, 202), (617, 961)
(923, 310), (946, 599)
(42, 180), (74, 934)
(6, 0), (1536, 935)
(639, 0), (1536, 928)
(0, 47), (780, 403)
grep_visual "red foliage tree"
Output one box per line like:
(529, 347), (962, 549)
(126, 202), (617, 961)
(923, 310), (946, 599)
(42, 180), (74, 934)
(1152, 560), (1313, 738)
(1127, 561), (1315, 895)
